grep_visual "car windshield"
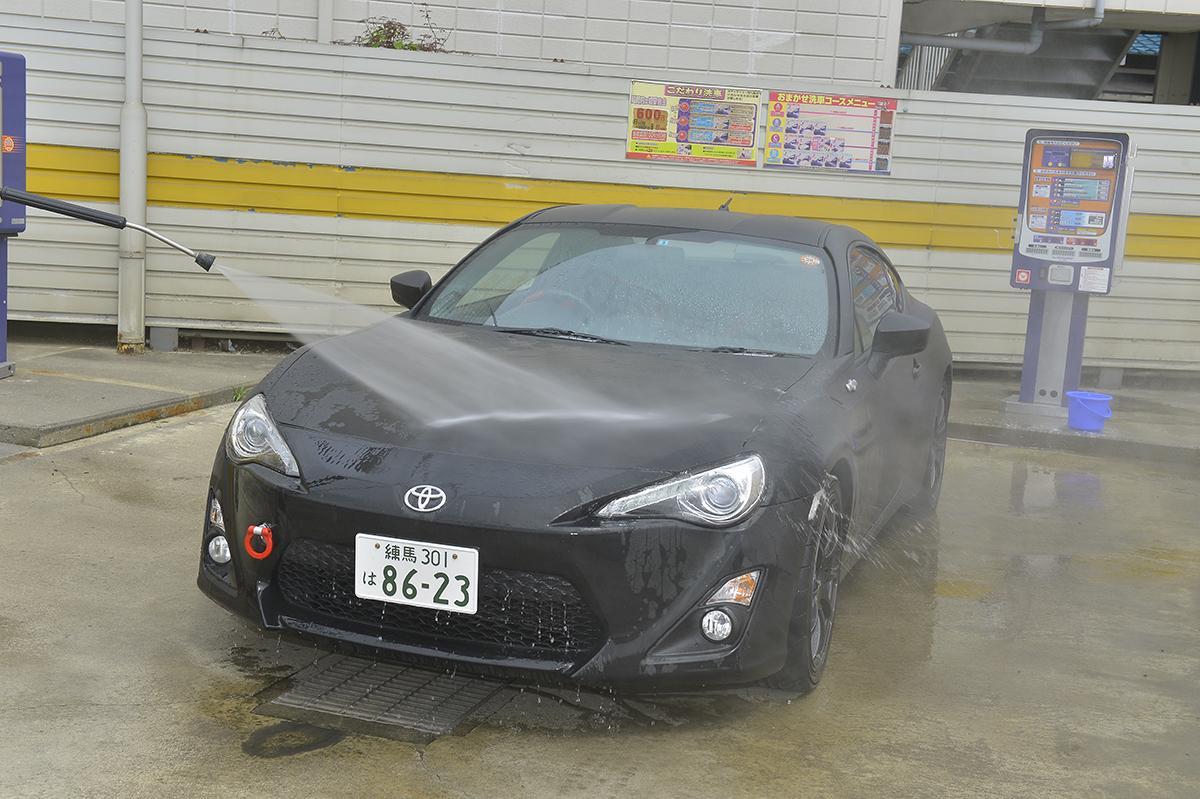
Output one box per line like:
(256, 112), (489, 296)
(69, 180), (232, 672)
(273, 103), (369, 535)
(419, 222), (833, 356)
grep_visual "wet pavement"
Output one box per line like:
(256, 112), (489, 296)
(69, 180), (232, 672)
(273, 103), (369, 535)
(949, 375), (1200, 466)
(0, 324), (281, 448)
(0, 406), (1196, 798)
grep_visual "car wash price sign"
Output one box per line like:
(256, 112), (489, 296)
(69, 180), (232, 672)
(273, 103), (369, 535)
(1012, 130), (1132, 294)
(763, 91), (896, 174)
(626, 81), (761, 167)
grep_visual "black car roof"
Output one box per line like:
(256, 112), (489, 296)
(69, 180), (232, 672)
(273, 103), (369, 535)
(522, 204), (864, 249)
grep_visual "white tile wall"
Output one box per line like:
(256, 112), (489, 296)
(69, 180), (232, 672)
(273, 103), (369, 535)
(6, 0), (900, 86)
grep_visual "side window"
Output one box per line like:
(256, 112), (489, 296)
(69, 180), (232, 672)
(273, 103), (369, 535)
(849, 245), (901, 352)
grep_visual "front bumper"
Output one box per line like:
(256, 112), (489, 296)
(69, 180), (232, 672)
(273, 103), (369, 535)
(198, 453), (812, 690)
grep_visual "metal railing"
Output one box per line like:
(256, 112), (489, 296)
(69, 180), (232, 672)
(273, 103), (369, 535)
(897, 42), (956, 91)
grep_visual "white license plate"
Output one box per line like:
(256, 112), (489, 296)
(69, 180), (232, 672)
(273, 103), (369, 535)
(354, 533), (479, 615)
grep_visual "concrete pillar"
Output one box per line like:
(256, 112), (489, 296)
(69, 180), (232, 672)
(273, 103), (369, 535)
(1155, 33), (1198, 105)
(117, 0), (147, 353)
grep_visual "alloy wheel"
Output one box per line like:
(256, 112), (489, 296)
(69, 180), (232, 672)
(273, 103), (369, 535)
(808, 488), (843, 674)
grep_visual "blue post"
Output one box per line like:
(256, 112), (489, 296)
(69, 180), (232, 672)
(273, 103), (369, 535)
(1007, 129), (1133, 417)
(0, 50), (28, 379)
(0, 236), (9, 378)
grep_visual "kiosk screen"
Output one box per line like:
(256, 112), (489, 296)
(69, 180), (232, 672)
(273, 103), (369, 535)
(1019, 136), (1123, 263)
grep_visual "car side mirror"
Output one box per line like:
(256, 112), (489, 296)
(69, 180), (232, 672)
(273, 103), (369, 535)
(390, 270), (432, 309)
(872, 310), (930, 358)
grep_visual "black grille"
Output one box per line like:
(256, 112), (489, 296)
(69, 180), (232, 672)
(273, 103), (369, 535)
(276, 539), (604, 661)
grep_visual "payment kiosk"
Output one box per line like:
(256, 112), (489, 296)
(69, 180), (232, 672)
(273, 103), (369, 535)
(1009, 129), (1134, 414)
(0, 51), (27, 380)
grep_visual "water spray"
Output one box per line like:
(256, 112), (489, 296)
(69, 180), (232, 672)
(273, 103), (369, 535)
(0, 187), (733, 433)
(0, 187), (217, 271)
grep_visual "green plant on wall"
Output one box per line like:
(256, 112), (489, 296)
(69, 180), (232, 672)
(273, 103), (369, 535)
(351, 4), (450, 52)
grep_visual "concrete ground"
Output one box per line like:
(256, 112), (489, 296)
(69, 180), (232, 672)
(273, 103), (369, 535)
(950, 373), (1200, 465)
(0, 324), (282, 447)
(0, 406), (1197, 798)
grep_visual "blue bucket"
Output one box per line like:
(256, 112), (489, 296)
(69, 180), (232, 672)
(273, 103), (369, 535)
(1065, 391), (1113, 432)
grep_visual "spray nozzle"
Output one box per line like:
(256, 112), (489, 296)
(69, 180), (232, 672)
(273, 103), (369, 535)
(0, 186), (217, 272)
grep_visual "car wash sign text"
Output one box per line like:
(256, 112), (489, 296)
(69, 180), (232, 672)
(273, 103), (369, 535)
(626, 81), (761, 167)
(626, 80), (896, 175)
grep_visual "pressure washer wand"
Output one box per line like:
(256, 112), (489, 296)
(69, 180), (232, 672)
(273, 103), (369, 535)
(0, 187), (217, 271)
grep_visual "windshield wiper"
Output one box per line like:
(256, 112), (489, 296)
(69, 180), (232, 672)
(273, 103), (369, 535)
(496, 327), (629, 345)
(704, 346), (781, 357)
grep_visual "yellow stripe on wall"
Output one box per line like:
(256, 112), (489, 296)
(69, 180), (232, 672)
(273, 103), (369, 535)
(26, 143), (1199, 261)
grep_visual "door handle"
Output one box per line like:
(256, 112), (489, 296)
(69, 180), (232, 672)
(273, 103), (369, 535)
(912, 358), (921, 379)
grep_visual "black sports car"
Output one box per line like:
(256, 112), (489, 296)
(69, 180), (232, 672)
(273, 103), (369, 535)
(199, 205), (951, 693)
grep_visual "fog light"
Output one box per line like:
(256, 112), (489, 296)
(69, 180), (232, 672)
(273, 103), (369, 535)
(707, 570), (760, 606)
(208, 496), (225, 532)
(700, 609), (733, 642)
(207, 535), (232, 564)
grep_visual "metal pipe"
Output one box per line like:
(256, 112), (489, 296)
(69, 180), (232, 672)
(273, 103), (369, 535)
(901, 9), (1046, 55)
(125, 221), (215, 270)
(1045, 0), (1106, 31)
(117, 0), (148, 351)
(125, 222), (215, 269)
(0, 187), (217, 271)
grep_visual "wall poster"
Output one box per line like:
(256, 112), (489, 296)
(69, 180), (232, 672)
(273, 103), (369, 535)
(626, 80), (761, 167)
(763, 91), (897, 174)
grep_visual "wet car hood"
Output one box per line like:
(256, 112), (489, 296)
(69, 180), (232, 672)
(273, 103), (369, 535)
(263, 319), (815, 475)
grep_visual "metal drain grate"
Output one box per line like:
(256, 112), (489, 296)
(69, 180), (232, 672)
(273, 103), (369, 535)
(263, 654), (510, 736)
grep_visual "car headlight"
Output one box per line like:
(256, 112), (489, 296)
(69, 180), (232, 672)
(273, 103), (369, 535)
(595, 454), (765, 528)
(226, 394), (300, 477)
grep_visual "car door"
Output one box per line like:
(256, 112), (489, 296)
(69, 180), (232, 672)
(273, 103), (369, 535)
(844, 243), (912, 526)
(866, 247), (933, 496)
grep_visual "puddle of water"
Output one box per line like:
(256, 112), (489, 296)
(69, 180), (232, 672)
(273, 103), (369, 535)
(1009, 461), (1104, 515)
(241, 720), (345, 758)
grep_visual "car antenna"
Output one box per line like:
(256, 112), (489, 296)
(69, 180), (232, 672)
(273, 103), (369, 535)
(0, 186), (218, 271)
(718, 196), (734, 211)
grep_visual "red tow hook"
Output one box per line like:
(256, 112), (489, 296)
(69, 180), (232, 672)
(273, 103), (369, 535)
(244, 523), (275, 560)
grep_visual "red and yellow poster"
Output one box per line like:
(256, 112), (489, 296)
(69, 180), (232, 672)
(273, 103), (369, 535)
(626, 81), (761, 167)
(763, 91), (897, 175)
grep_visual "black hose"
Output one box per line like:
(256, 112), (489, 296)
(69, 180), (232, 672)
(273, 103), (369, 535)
(0, 186), (128, 229)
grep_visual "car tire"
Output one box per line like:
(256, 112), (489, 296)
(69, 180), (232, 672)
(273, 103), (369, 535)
(906, 377), (949, 516)
(766, 476), (846, 695)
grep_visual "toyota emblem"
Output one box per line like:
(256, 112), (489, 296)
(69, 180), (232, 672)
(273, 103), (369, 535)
(404, 484), (447, 512)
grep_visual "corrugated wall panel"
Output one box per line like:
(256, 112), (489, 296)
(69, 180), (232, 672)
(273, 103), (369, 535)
(142, 207), (490, 333)
(2, 21), (123, 321)
(13, 22), (124, 150)
(7, 207), (120, 323)
(890, 248), (1200, 369)
(126, 28), (1200, 214)
(2, 15), (1198, 369)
